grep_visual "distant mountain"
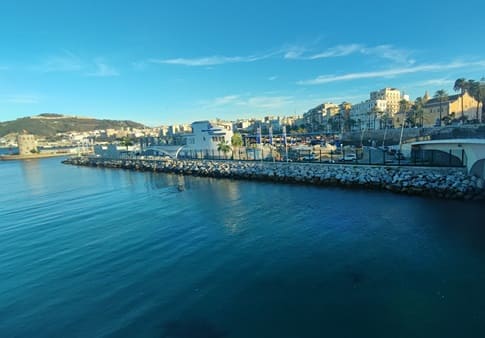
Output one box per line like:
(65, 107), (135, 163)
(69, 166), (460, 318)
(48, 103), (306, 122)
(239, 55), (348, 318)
(0, 114), (146, 138)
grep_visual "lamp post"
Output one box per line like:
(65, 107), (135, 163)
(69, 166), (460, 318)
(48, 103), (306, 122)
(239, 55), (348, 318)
(399, 114), (406, 156)
(480, 77), (485, 123)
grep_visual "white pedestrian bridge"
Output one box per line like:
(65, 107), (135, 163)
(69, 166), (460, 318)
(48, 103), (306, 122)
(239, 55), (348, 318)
(412, 139), (485, 178)
(142, 145), (186, 158)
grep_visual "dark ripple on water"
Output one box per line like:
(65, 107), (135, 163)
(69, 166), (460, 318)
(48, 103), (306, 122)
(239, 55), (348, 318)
(161, 318), (228, 338)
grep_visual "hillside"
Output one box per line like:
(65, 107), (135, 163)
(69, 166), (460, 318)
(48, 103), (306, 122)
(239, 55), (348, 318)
(0, 114), (146, 137)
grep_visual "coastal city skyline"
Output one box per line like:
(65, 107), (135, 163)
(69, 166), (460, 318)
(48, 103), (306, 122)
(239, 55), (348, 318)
(2, 3), (485, 336)
(1, 0), (485, 126)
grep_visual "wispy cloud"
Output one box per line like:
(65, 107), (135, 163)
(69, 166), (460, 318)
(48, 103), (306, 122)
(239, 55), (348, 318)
(132, 61), (148, 71)
(246, 96), (294, 109)
(306, 44), (363, 59)
(202, 94), (294, 110)
(361, 45), (415, 64)
(268, 75), (278, 81)
(283, 45), (309, 60)
(36, 50), (83, 72)
(414, 78), (454, 87)
(34, 52), (119, 77)
(285, 43), (414, 64)
(212, 95), (241, 106)
(147, 43), (413, 68)
(86, 59), (119, 77)
(2, 95), (40, 104)
(149, 53), (273, 67)
(297, 60), (485, 85)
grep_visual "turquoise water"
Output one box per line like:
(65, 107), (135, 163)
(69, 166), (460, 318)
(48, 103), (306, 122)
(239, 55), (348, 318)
(0, 147), (18, 155)
(1, 158), (484, 338)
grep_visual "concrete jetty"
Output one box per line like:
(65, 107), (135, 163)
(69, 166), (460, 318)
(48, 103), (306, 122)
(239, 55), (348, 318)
(62, 157), (485, 201)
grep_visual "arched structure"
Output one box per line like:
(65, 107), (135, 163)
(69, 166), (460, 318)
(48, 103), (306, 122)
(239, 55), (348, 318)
(143, 145), (186, 159)
(412, 139), (485, 178)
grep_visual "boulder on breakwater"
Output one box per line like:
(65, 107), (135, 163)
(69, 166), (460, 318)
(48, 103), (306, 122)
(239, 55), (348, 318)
(62, 157), (485, 201)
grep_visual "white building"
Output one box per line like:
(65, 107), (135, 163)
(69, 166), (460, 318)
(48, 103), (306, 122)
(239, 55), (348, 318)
(350, 99), (387, 130)
(370, 88), (401, 115)
(304, 103), (338, 128)
(234, 119), (252, 130)
(184, 120), (234, 151)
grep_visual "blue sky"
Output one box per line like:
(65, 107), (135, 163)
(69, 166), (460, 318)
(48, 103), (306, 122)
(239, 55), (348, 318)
(1, 0), (485, 126)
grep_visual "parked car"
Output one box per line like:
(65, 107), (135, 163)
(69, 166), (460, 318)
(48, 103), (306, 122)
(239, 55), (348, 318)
(301, 154), (316, 161)
(340, 153), (357, 162)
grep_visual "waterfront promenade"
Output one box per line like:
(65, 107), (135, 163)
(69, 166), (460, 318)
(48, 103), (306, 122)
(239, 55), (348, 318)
(63, 156), (485, 200)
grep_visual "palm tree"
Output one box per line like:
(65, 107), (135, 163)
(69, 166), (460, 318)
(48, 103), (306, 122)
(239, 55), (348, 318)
(413, 97), (425, 127)
(399, 99), (412, 127)
(378, 111), (388, 129)
(120, 137), (133, 150)
(366, 111), (372, 130)
(454, 78), (468, 120)
(328, 116), (339, 133)
(399, 99), (411, 114)
(341, 102), (352, 132)
(371, 106), (380, 130)
(467, 79), (483, 123)
(380, 112), (390, 147)
(217, 140), (231, 159)
(231, 132), (243, 159)
(434, 90), (448, 126)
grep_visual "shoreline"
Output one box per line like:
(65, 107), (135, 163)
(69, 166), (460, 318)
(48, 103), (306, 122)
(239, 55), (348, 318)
(62, 156), (485, 201)
(0, 152), (72, 161)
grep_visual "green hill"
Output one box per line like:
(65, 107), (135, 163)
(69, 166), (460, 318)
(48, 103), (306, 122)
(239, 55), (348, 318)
(0, 115), (146, 137)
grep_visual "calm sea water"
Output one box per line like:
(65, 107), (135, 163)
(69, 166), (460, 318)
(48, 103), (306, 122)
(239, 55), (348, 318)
(1, 157), (484, 338)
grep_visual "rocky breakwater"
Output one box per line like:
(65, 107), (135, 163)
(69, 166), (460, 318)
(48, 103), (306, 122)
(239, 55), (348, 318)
(63, 157), (485, 200)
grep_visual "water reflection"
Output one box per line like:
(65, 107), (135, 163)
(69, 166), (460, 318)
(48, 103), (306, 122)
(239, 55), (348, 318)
(145, 172), (191, 192)
(144, 172), (246, 233)
(20, 160), (43, 194)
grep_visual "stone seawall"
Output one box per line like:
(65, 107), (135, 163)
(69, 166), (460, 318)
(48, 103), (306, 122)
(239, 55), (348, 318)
(63, 157), (485, 201)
